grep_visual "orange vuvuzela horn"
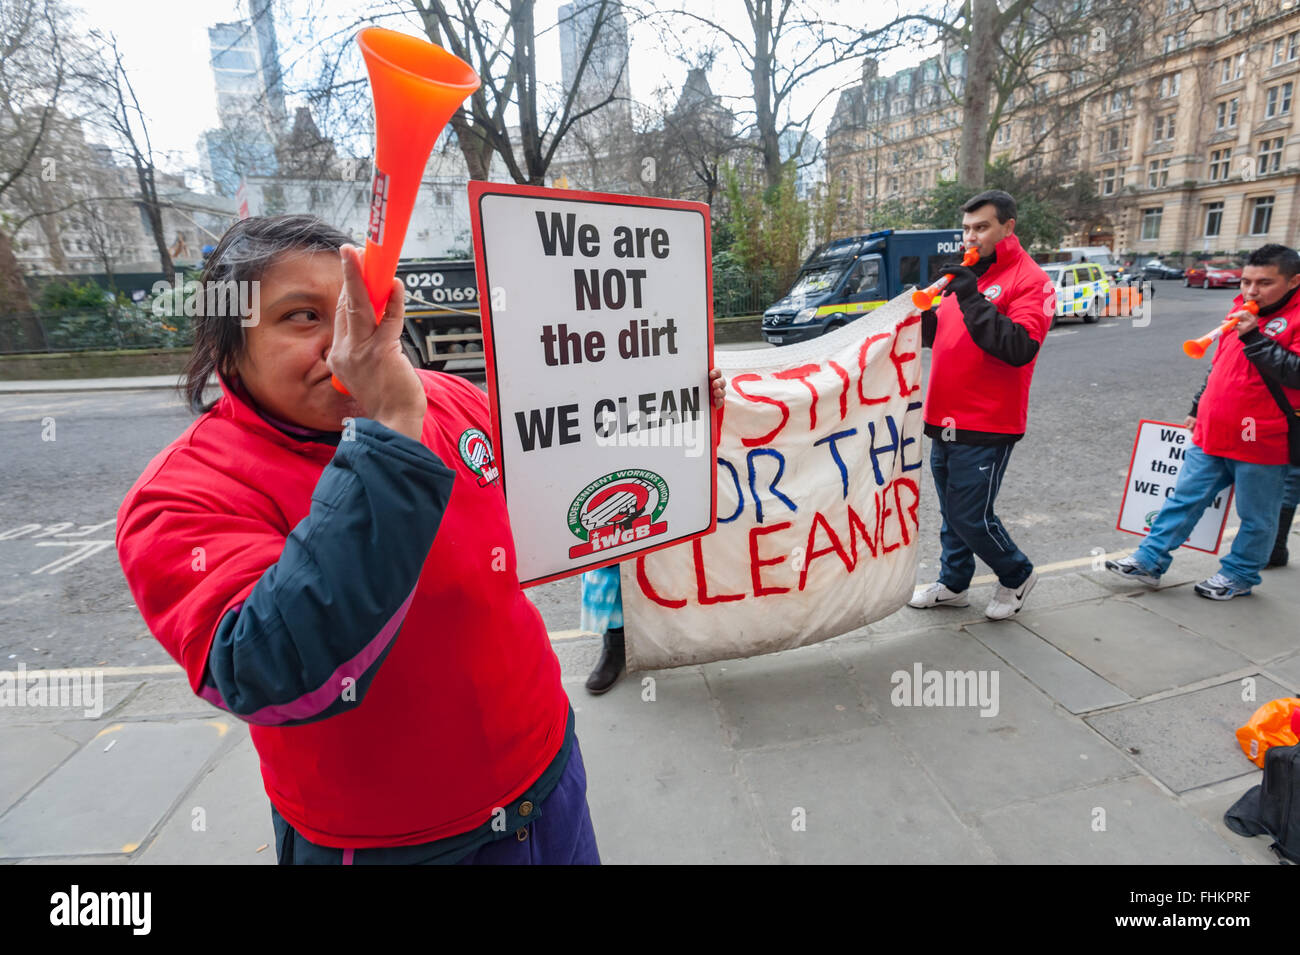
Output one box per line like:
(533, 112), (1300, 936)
(331, 28), (480, 395)
(1182, 300), (1259, 358)
(911, 247), (981, 309)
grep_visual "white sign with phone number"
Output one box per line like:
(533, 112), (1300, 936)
(1117, 420), (1233, 553)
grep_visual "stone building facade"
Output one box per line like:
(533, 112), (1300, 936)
(828, 1), (1300, 259)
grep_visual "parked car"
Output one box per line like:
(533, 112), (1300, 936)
(1141, 259), (1185, 280)
(1184, 259), (1243, 289)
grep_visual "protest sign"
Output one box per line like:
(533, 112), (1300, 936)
(621, 292), (925, 671)
(1117, 419), (1233, 553)
(469, 182), (716, 586)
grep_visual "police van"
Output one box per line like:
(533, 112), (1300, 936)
(761, 229), (965, 345)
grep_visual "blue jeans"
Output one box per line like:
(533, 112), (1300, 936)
(1132, 445), (1289, 588)
(930, 439), (1034, 591)
(1283, 465), (1300, 509)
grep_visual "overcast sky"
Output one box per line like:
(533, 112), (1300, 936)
(77, 0), (927, 182)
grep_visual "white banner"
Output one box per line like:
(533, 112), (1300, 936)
(622, 292), (925, 670)
(1117, 420), (1233, 553)
(470, 183), (716, 586)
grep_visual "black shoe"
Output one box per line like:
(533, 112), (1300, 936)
(1267, 506), (1294, 568)
(585, 628), (625, 695)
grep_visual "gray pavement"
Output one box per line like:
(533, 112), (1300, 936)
(2, 549), (1295, 865)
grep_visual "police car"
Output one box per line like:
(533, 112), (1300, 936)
(1041, 262), (1110, 324)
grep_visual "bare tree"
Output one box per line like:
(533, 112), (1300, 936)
(409, 0), (637, 184)
(655, 1), (889, 191)
(0, 0), (67, 323)
(637, 59), (747, 205)
(74, 31), (174, 276)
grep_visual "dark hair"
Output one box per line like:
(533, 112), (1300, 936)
(961, 189), (1017, 223)
(1245, 243), (1300, 278)
(180, 214), (352, 413)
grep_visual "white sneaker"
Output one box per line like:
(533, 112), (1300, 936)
(908, 582), (971, 609)
(985, 570), (1038, 620)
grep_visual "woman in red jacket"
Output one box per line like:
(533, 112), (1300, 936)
(117, 214), (721, 864)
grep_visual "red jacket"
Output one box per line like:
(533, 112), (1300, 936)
(116, 371), (569, 848)
(1193, 291), (1300, 465)
(923, 233), (1053, 438)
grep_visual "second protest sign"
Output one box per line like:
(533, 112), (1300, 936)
(469, 181), (716, 586)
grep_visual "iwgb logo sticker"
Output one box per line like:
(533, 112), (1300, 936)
(568, 469), (670, 558)
(458, 428), (500, 486)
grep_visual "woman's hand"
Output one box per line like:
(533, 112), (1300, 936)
(710, 368), (726, 409)
(328, 245), (427, 440)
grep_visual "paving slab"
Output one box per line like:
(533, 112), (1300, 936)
(1261, 566), (1300, 608)
(0, 679), (140, 725)
(740, 729), (996, 864)
(136, 729), (274, 865)
(1261, 652), (1300, 693)
(0, 718), (231, 859)
(0, 724), (77, 816)
(700, 642), (876, 750)
(1085, 676), (1293, 793)
(566, 675), (771, 864)
(17, 854), (130, 865)
(832, 629), (1136, 815)
(973, 776), (1245, 864)
(1181, 772), (1277, 866)
(965, 620), (1133, 714)
(113, 678), (219, 720)
(1129, 587), (1300, 663)
(1015, 600), (1249, 698)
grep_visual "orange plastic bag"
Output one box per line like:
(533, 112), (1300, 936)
(1235, 697), (1300, 768)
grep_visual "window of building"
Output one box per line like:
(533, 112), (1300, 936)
(1251, 195), (1275, 234)
(1158, 72), (1181, 97)
(1265, 82), (1293, 118)
(1272, 33), (1299, 66)
(1153, 112), (1176, 142)
(1228, 8), (1240, 31)
(1163, 30), (1188, 53)
(1259, 137), (1284, 174)
(1216, 97), (1239, 129)
(1209, 147), (1233, 180)
(996, 123), (1011, 144)
(1147, 158), (1171, 187)
(1100, 167), (1119, 195)
(1141, 207), (1164, 240)
(1204, 201), (1224, 237)
(1220, 53), (1245, 83)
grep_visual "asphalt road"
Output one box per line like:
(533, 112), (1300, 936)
(0, 279), (1248, 669)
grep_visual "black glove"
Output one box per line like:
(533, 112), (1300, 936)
(943, 265), (980, 302)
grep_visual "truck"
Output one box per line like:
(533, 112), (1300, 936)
(394, 259), (484, 372)
(761, 229), (965, 346)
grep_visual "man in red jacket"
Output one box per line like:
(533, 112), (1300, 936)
(1107, 244), (1300, 599)
(909, 190), (1053, 620)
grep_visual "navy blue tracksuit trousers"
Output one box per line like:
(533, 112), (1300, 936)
(930, 439), (1034, 592)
